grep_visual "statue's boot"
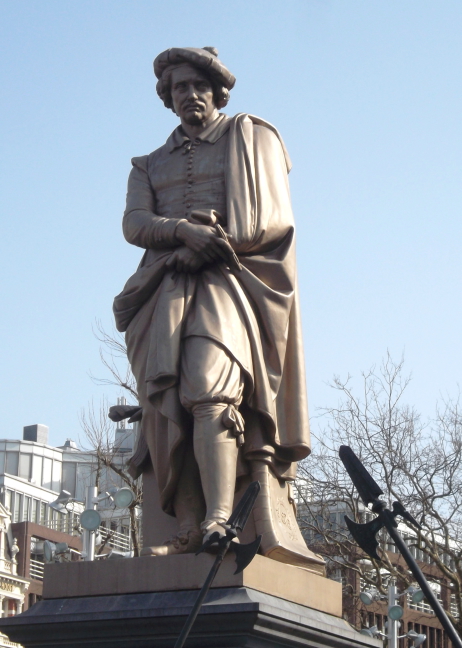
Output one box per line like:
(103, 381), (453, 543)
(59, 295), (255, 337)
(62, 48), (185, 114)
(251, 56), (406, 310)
(140, 445), (205, 556)
(193, 403), (239, 544)
(248, 460), (326, 573)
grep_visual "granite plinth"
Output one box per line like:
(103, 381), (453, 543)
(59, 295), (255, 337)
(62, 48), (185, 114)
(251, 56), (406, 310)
(0, 586), (382, 648)
(41, 553), (339, 616)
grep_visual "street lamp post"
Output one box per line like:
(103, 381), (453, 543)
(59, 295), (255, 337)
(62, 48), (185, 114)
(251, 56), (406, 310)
(360, 581), (426, 647)
(82, 486), (98, 562)
(49, 485), (136, 562)
(387, 581), (398, 648)
(80, 486), (136, 561)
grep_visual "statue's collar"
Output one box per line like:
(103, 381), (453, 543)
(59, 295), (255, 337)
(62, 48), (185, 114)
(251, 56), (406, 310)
(166, 113), (230, 152)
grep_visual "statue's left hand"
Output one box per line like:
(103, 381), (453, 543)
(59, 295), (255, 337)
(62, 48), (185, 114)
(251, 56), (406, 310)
(165, 246), (206, 274)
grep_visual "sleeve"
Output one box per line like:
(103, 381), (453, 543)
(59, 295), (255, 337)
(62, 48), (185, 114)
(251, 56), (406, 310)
(122, 155), (185, 249)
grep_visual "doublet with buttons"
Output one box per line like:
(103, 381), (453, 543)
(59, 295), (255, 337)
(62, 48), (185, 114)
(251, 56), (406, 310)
(123, 114), (230, 249)
(123, 113), (253, 395)
(149, 114), (229, 225)
(117, 113), (311, 522)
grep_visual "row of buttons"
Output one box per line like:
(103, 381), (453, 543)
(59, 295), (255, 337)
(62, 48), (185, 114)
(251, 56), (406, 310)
(184, 139), (202, 211)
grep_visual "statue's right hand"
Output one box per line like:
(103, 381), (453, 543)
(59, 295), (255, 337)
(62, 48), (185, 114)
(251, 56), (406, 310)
(175, 221), (234, 264)
(165, 247), (205, 274)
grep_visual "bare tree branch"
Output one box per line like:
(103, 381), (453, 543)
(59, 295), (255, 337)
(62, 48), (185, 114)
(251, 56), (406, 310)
(297, 354), (462, 632)
(79, 397), (142, 557)
(89, 320), (138, 402)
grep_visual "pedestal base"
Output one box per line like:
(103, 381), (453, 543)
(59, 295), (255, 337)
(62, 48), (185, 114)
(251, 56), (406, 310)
(41, 553), (339, 615)
(0, 554), (380, 647)
(0, 587), (381, 648)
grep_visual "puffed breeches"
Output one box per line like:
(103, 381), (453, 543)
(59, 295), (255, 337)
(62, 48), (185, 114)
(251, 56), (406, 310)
(179, 335), (244, 413)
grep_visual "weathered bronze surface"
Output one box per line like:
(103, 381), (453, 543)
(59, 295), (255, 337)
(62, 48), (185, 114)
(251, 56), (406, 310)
(114, 46), (322, 569)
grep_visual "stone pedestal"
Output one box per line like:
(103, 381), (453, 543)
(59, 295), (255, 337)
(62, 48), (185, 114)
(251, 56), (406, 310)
(0, 555), (381, 648)
(43, 553), (338, 612)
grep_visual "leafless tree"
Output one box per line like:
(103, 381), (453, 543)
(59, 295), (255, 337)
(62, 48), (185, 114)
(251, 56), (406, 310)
(296, 353), (462, 633)
(89, 319), (138, 401)
(80, 398), (142, 556)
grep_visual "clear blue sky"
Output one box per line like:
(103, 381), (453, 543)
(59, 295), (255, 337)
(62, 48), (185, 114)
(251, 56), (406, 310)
(1, 1), (461, 447)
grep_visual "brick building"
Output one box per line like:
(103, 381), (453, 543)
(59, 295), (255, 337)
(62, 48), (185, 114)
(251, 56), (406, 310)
(299, 503), (460, 647)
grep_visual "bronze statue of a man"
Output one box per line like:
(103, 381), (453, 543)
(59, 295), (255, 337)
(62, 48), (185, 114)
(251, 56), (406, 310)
(114, 47), (323, 571)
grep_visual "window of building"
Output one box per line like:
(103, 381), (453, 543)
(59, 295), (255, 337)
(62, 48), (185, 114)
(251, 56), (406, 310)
(19, 453), (32, 480)
(31, 499), (39, 523)
(40, 502), (47, 525)
(75, 463), (92, 503)
(52, 460), (61, 492)
(0, 452), (5, 472)
(31, 455), (43, 486)
(7, 599), (16, 617)
(62, 462), (76, 497)
(13, 493), (23, 523)
(42, 457), (52, 489)
(4, 489), (13, 512)
(24, 495), (31, 522)
(5, 452), (19, 476)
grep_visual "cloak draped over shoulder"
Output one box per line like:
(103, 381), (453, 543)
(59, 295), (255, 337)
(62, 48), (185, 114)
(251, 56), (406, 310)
(113, 113), (311, 515)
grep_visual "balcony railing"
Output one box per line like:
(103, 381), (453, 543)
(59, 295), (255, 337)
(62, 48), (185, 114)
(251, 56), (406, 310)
(30, 515), (136, 570)
(0, 632), (22, 647)
(29, 558), (44, 581)
(39, 516), (79, 535)
(450, 596), (460, 619)
(37, 515), (137, 548)
(98, 526), (131, 552)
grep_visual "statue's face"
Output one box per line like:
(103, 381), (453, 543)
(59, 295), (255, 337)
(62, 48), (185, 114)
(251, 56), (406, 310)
(171, 64), (216, 125)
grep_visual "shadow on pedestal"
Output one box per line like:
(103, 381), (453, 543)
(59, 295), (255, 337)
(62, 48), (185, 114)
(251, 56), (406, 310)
(0, 587), (381, 648)
(0, 554), (381, 648)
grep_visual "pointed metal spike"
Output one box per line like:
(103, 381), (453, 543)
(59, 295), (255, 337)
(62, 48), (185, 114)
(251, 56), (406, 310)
(339, 446), (384, 506)
(231, 535), (262, 574)
(227, 481), (261, 531)
(344, 515), (383, 561)
(392, 502), (421, 529)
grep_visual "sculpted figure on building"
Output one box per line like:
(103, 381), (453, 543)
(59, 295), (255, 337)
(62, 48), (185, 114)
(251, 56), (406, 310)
(114, 47), (323, 570)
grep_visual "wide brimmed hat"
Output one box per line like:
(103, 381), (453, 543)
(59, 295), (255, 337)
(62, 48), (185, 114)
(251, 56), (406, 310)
(153, 47), (236, 90)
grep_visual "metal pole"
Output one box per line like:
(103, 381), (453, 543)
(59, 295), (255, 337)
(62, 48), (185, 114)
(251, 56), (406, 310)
(387, 580), (398, 648)
(385, 518), (462, 648)
(172, 482), (262, 648)
(174, 543), (228, 648)
(338, 447), (461, 648)
(83, 486), (97, 562)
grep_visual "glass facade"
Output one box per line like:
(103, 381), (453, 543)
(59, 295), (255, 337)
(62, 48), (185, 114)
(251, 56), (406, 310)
(1, 441), (70, 494)
(0, 436), (135, 547)
(2, 486), (70, 529)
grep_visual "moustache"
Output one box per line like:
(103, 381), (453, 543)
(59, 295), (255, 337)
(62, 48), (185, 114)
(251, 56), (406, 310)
(184, 101), (205, 109)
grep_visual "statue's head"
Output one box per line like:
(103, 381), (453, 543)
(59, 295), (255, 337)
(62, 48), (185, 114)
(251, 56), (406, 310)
(154, 47), (236, 114)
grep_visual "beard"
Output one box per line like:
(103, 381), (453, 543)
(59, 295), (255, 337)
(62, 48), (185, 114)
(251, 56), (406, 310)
(182, 111), (205, 125)
(179, 99), (215, 126)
